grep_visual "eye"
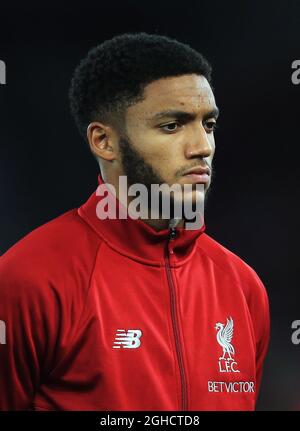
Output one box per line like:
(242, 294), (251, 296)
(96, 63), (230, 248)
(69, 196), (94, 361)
(204, 121), (218, 133)
(159, 122), (182, 133)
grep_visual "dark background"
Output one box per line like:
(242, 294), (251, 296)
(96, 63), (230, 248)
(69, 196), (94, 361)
(0, 0), (299, 410)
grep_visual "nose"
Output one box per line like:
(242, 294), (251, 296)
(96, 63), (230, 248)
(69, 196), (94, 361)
(184, 124), (213, 159)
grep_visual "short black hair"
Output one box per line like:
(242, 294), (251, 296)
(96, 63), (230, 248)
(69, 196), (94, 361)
(69, 32), (212, 141)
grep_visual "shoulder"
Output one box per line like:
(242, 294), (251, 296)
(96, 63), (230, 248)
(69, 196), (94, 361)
(0, 208), (103, 301)
(197, 233), (268, 302)
(197, 233), (270, 348)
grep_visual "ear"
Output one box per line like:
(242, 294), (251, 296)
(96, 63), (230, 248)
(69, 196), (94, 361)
(87, 122), (117, 162)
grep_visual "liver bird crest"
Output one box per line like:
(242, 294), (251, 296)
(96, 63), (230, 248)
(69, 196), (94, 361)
(215, 317), (235, 361)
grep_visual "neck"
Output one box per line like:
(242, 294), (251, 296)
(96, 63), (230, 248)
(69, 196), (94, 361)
(140, 216), (185, 231)
(100, 171), (188, 232)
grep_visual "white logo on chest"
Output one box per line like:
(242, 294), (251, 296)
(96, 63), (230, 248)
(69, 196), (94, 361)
(215, 317), (240, 373)
(113, 329), (142, 349)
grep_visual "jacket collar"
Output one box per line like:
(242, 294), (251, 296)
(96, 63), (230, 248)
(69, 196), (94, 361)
(78, 174), (206, 266)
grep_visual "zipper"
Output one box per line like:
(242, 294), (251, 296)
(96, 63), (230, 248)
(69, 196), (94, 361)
(164, 227), (188, 410)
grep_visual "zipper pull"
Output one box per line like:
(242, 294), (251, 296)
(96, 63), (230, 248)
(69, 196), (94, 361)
(169, 227), (177, 241)
(167, 227), (177, 255)
(168, 218), (180, 242)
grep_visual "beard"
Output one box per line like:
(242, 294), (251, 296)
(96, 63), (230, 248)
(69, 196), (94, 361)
(118, 135), (164, 189)
(118, 134), (214, 220)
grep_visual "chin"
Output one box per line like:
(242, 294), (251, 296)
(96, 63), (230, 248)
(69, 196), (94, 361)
(171, 190), (204, 215)
(183, 188), (206, 202)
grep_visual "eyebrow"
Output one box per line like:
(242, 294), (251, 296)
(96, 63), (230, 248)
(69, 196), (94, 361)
(148, 106), (220, 122)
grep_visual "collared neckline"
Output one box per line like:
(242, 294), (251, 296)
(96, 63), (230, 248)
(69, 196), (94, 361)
(78, 174), (206, 267)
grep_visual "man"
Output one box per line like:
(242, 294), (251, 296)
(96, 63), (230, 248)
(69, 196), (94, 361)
(0, 32), (269, 411)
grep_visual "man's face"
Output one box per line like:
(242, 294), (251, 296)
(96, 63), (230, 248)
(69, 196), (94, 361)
(117, 74), (218, 212)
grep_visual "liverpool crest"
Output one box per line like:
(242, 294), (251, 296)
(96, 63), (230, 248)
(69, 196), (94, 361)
(215, 317), (240, 373)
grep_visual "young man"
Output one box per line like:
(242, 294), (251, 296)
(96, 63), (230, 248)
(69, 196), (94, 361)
(0, 32), (269, 411)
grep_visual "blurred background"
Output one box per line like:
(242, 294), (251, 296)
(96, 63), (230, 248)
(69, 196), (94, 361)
(0, 0), (299, 410)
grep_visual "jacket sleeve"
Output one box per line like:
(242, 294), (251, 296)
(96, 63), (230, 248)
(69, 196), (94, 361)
(255, 284), (270, 400)
(248, 272), (270, 402)
(0, 252), (60, 410)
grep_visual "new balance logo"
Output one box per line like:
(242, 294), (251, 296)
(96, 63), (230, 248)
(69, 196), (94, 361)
(0, 320), (6, 344)
(113, 329), (142, 349)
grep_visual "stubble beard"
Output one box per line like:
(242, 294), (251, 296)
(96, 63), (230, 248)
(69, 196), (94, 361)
(118, 135), (213, 221)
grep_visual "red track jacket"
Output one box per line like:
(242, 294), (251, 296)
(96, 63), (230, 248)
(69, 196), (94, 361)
(0, 175), (270, 411)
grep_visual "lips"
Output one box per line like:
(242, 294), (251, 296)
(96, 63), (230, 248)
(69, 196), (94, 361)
(182, 165), (211, 176)
(182, 165), (211, 184)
